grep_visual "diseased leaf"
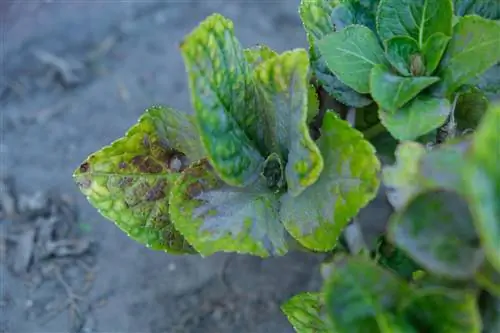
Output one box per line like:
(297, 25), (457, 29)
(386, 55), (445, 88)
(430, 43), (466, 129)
(454, 0), (500, 20)
(379, 95), (451, 140)
(280, 112), (380, 251)
(389, 190), (484, 279)
(281, 292), (330, 333)
(330, 1), (376, 32)
(169, 159), (287, 257)
(370, 64), (439, 112)
(253, 50), (323, 196)
(455, 86), (489, 131)
(243, 44), (278, 68)
(476, 261), (500, 297)
(376, 0), (453, 47)
(299, 0), (373, 107)
(318, 25), (388, 93)
(435, 15), (500, 97)
(324, 257), (416, 333)
(385, 36), (420, 76)
(403, 287), (481, 333)
(73, 107), (195, 253)
(422, 32), (451, 75)
(464, 103), (500, 271)
(180, 14), (264, 187)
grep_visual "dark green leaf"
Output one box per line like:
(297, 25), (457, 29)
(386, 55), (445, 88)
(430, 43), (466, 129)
(300, 0), (373, 107)
(379, 95), (451, 140)
(389, 190), (484, 279)
(470, 62), (500, 97)
(455, 86), (489, 131)
(280, 112), (380, 251)
(330, 1), (376, 32)
(370, 64), (439, 112)
(476, 261), (500, 297)
(180, 14), (264, 187)
(435, 15), (500, 97)
(73, 106), (197, 253)
(375, 237), (421, 280)
(281, 292), (330, 333)
(421, 32), (451, 75)
(376, 0), (453, 47)
(253, 50), (323, 196)
(318, 25), (387, 93)
(480, 292), (500, 333)
(454, 0), (500, 20)
(385, 36), (420, 76)
(324, 257), (416, 333)
(169, 159), (287, 257)
(402, 287), (481, 333)
(464, 103), (500, 271)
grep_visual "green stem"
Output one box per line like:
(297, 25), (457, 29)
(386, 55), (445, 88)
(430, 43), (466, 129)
(362, 123), (386, 140)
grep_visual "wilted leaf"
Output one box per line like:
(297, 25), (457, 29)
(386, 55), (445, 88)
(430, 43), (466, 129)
(389, 190), (484, 279)
(453, 0), (500, 19)
(384, 36), (420, 76)
(299, 0), (373, 107)
(402, 287), (481, 333)
(370, 64), (439, 112)
(253, 50), (323, 196)
(464, 103), (500, 271)
(376, 0), (453, 46)
(281, 292), (330, 333)
(169, 159), (287, 257)
(318, 25), (388, 93)
(324, 257), (416, 333)
(455, 86), (489, 131)
(435, 15), (500, 97)
(280, 112), (380, 251)
(73, 107), (196, 253)
(180, 14), (264, 187)
(379, 95), (451, 140)
(422, 32), (451, 75)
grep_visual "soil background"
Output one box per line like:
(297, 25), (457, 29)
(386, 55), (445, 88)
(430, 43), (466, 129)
(1, 1), (330, 332)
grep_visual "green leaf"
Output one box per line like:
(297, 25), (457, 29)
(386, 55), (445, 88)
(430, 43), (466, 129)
(324, 257), (416, 333)
(472, 62), (500, 97)
(169, 159), (288, 257)
(330, 1), (377, 32)
(243, 44), (278, 68)
(389, 190), (484, 279)
(281, 292), (330, 333)
(307, 84), (320, 123)
(299, 0), (373, 107)
(454, 0), (500, 20)
(379, 95), (451, 140)
(480, 293), (500, 333)
(376, 0), (453, 47)
(180, 14), (264, 187)
(464, 103), (500, 271)
(455, 86), (489, 131)
(280, 112), (380, 251)
(435, 15), (500, 97)
(384, 36), (420, 76)
(253, 50), (323, 196)
(375, 237), (421, 280)
(370, 64), (439, 112)
(73, 107), (196, 254)
(421, 32), (451, 75)
(318, 25), (387, 93)
(476, 261), (500, 297)
(402, 287), (481, 333)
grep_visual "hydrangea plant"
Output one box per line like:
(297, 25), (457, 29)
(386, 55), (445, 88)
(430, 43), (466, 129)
(74, 0), (500, 331)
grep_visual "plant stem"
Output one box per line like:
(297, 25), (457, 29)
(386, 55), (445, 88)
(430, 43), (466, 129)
(362, 123), (386, 140)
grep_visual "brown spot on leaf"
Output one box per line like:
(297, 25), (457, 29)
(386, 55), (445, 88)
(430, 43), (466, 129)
(187, 181), (204, 199)
(145, 180), (166, 201)
(79, 162), (90, 173)
(131, 155), (163, 173)
(143, 134), (151, 148)
(76, 178), (91, 189)
(118, 162), (127, 169)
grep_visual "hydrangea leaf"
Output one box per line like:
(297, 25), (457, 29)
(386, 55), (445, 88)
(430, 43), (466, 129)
(370, 64), (440, 112)
(384, 36), (420, 76)
(243, 44), (278, 68)
(299, 0), (373, 107)
(379, 95), (451, 140)
(422, 32), (451, 75)
(402, 287), (481, 333)
(280, 112), (380, 251)
(453, 0), (500, 20)
(472, 62), (500, 98)
(330, 0), (377, 32)
(168, 159), (287, 257)
(324, 257), (416, 333)
(389, 190), (484, 279)
(435, 15), (500, 97)
(253, 50), (323, 196)
(318, 25), (388, 94)
(73, 106), (196, 253)
(376, 0), (453, 47)
(281, 292), (330, 333)
(180, 14), (264, 187)
(464, 103), (500, 271)
(455, 86), (489, 132)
